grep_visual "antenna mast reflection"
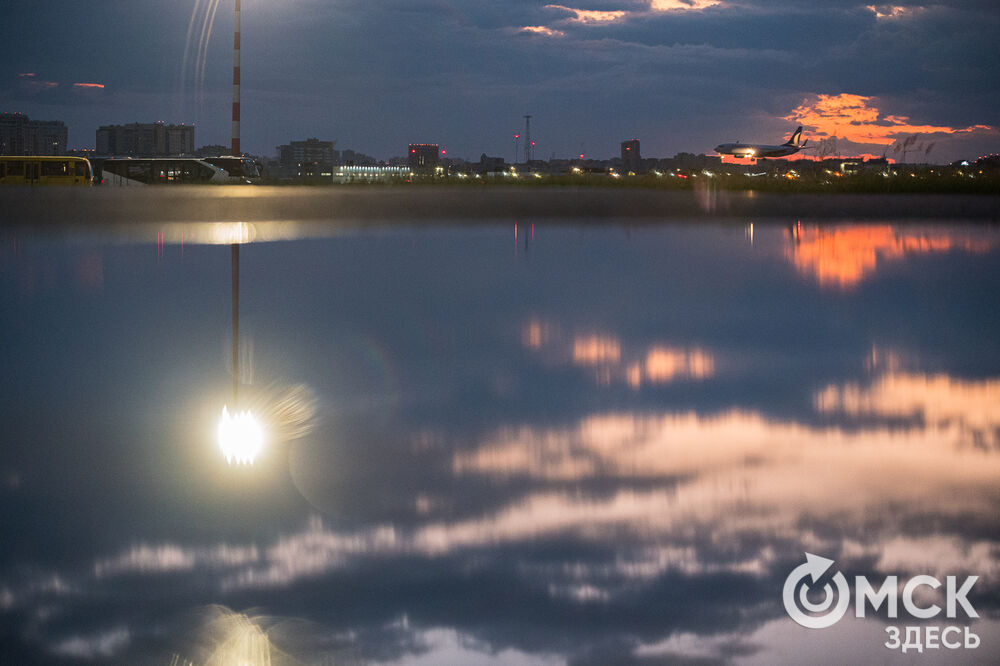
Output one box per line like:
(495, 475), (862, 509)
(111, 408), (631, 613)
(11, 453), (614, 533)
(218, 237), (262, 465)
(232, 242), (239, 407)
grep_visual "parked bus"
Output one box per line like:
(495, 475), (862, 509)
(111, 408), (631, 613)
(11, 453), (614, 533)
(97, 157), (260, 185)
(0, 156), (92, 186)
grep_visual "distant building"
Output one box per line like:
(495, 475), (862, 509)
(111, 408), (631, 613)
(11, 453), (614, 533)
(0, 112), (68, 155)
(340, 149), (377, 166)
(332, 165), (410, 183)
(621, 139), (641, 174)
(669, 153), (722, 170)
(195, 144), (230, 158)
(277, 138), (337, 173)
(408, 144), (440, 170)
(840, 157), (889, 175)
(96, 122), (194, 156)
(478, 153), (506, 173)
(975, 154), (1000, 172)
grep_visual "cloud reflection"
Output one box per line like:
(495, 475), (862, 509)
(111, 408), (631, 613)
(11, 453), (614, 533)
(95, 544), (260, 578)
(50, 626), (130, 660)
(3, 223), (999, 662)
(525, 319), (716, 388)
(786, 225), (994, 289)
(815, 373), (1000, 449)
(81, 370), (996, 595)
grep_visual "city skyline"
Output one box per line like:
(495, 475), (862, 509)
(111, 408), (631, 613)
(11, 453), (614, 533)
(2, 1), (999, 163)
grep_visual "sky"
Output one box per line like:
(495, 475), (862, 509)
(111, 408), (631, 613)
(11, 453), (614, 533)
(2, 0), (999, 162)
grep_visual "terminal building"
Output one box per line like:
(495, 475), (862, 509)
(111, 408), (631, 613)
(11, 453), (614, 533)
(0, 112), (68, 155)
(332, 165), (410, 183)
(96, 122), (194, 156)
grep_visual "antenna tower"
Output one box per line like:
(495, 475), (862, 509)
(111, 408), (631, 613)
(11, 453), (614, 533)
(523, 115), (532, 163)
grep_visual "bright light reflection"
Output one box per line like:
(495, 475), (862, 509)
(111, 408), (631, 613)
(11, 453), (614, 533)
(218, 406), (263, 465)
(196, 605), (274, 666)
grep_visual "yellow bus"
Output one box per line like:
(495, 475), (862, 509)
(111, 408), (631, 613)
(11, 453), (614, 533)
(0, 156), (93, 186)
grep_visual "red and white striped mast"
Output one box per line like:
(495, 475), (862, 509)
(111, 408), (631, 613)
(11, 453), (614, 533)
(231, 0), (241, 155)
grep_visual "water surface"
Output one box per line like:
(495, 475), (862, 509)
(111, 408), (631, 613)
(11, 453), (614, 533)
(1, 212), (999, 664)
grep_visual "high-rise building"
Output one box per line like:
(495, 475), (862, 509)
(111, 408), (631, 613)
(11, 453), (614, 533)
(408, 144), (440, 170)
(0, 113), (68, 155)
(96, 122), (194, 156)
(621, 139), (641, 174)
(276, 138), (338, 180)
(277, 138), (337, 170)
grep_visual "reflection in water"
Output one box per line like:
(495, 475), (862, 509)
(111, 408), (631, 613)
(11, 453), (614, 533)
(169, 605), (315, 666)
(218, 406), (264, 465)
(1, 221), (998, 663)
(525, 318), (716, 389)
(452, 391), (1000, 524)
(785, 224), (993, 288)
(196, 607), (274, 666)
(218, 238), (268, 466)
(816, 373), (1000, 449)
(49, 627), (131, 661)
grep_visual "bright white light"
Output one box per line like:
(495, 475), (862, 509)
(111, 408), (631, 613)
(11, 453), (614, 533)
(218, 406), (263, 465)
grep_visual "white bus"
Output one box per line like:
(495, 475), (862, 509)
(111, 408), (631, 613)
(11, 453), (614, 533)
(98, 157), (260, 185)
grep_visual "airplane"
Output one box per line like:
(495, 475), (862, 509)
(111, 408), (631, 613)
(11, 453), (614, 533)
(715, 126), (810, 159)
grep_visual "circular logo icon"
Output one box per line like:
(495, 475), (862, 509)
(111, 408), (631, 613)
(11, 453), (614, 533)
(783, 553), (851, 629)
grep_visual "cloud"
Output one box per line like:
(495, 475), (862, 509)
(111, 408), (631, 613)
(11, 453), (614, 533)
(785, 93), (994, 146)
(545, 4), (628, 23)
(16, 72), (58, 94)
(651, 0), (724, 10)
(519, 25), (566, 37)
(775, 93), (999, 161)
(865, 4), (923, 20)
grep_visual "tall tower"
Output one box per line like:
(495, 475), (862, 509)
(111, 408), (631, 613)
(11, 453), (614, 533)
(232, 0), (241, 155)
(523, 115), (532, 163)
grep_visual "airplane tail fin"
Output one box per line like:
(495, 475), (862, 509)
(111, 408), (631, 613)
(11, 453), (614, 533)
(784, 126), (804, 147)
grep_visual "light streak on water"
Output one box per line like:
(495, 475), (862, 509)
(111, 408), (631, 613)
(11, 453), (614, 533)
(173, 606), (285, 666)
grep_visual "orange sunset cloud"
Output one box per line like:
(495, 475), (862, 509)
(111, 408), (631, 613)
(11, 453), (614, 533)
(545, 5), (627, 23)
(785, 93), (992, 146)
(520, 25), (565, 37)
(651, 0), (723, 10)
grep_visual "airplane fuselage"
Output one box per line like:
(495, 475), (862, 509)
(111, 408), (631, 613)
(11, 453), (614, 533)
(713, 142), (801, 159)
(714, 126), (807, 160)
